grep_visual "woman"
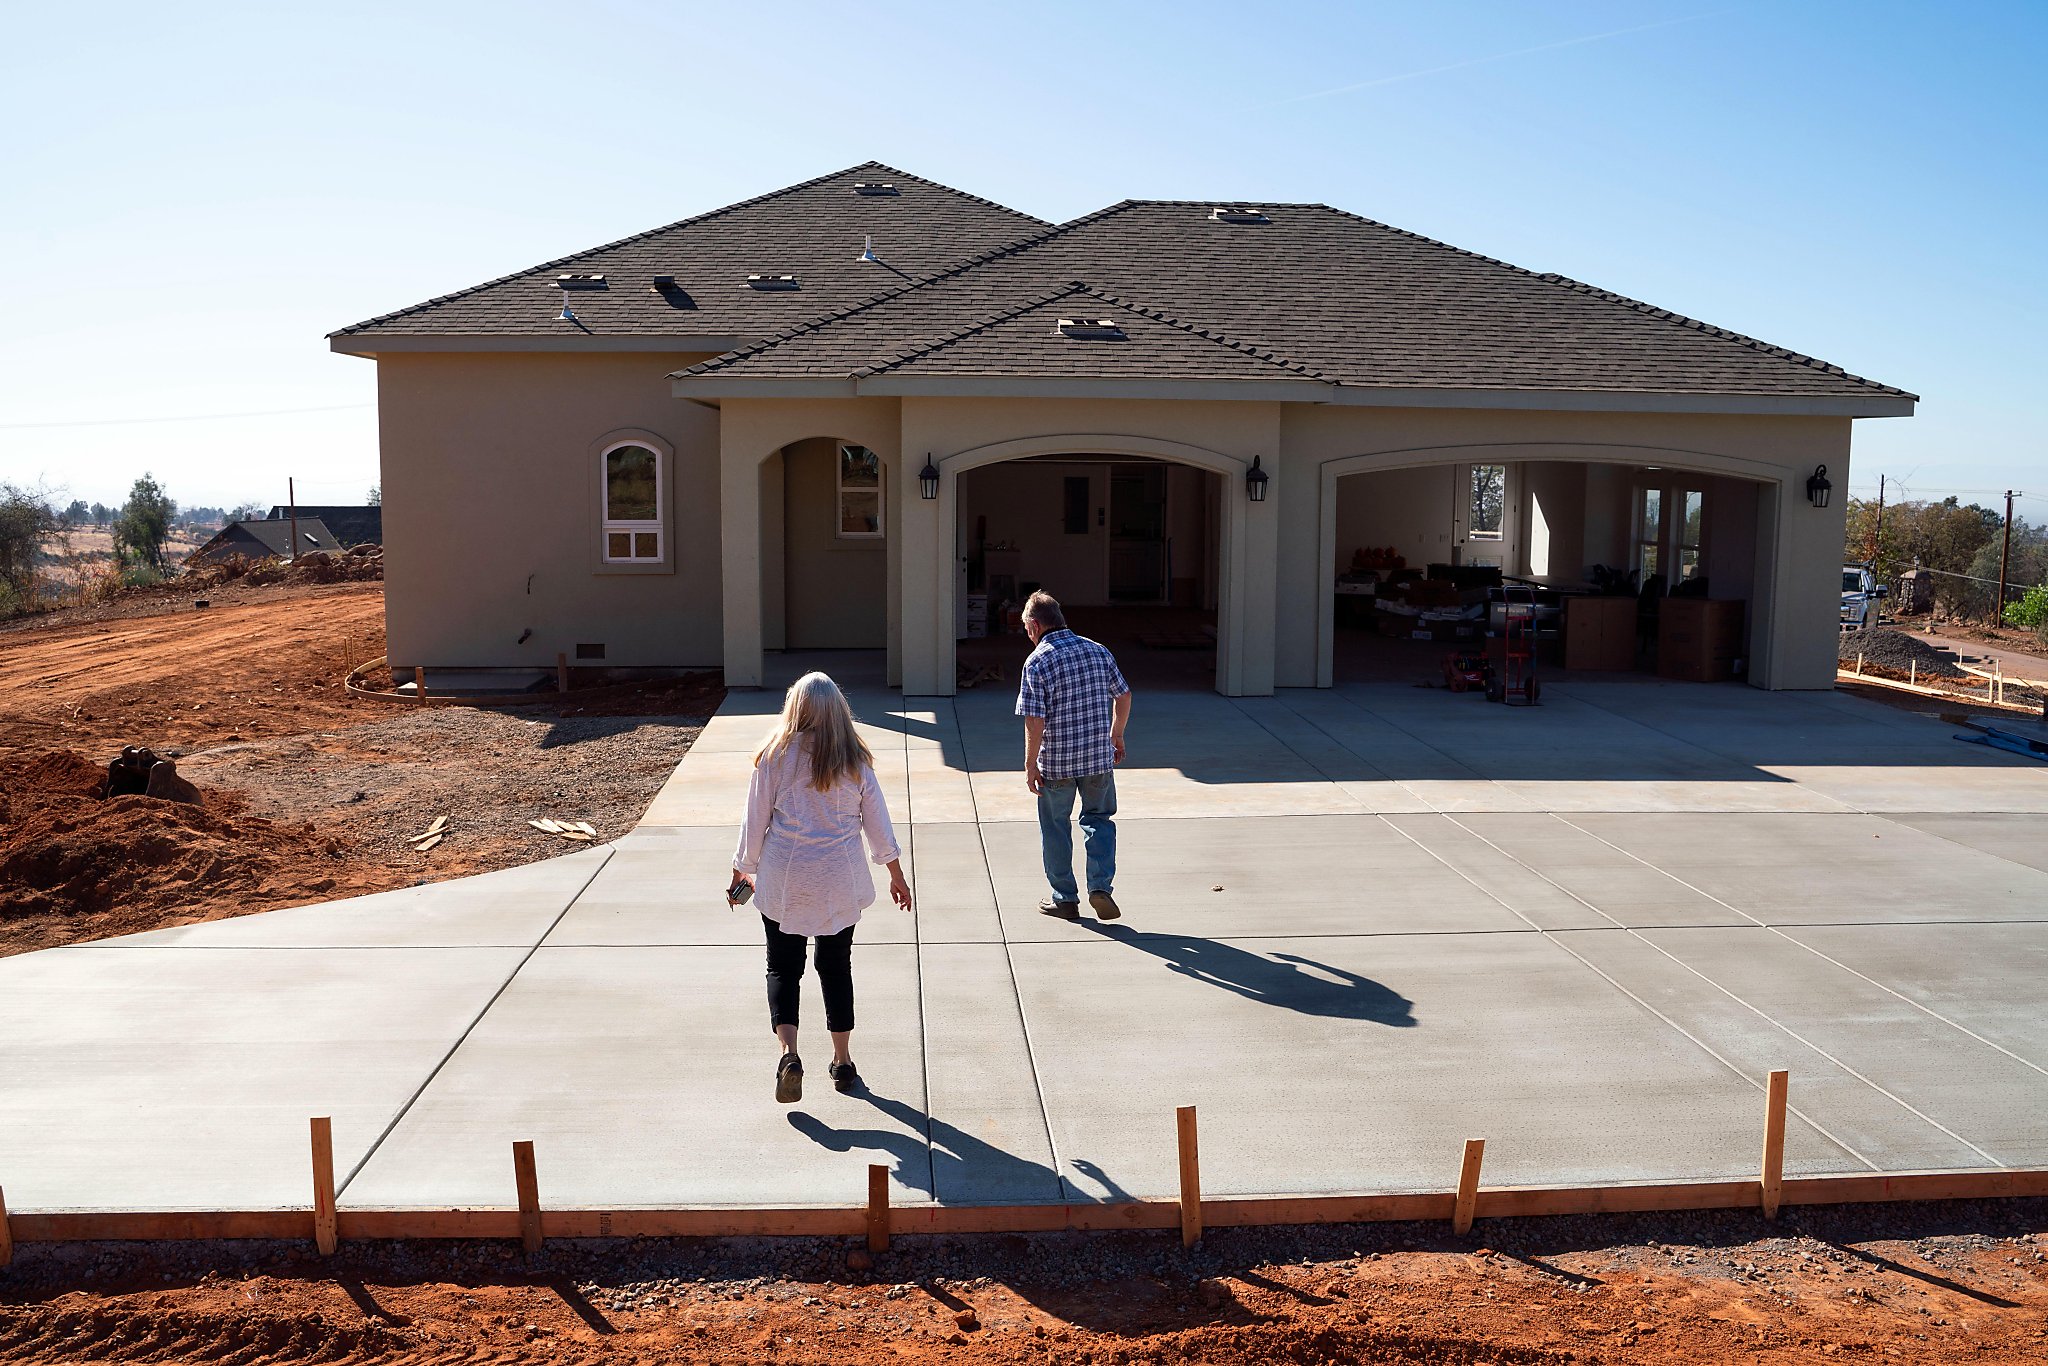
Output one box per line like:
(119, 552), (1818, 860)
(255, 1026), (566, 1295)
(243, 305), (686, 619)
(731, 672), (912, 1104)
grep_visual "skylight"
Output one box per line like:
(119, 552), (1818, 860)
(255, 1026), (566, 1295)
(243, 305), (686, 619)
(1056, 318), (1126, 340)
(1209, 207), (1270, 225)
(747, 275), (801, 291)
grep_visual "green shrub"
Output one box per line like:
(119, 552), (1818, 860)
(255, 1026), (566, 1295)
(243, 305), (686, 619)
(2003, 583), (2048, 631)
(120, 564), (163, 589)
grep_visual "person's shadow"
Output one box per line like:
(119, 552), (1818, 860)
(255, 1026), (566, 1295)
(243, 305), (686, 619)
(1079, 922), (1417, 1025)
(791, 1087), (1117, 1204)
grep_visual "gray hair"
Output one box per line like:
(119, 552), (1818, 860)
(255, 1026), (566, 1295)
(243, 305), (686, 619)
(1022, 591), (1066, 630)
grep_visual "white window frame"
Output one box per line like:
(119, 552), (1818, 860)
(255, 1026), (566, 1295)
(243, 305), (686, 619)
(1464, 463), (1508, 541)
(601, 439), (665, 564)
(836, 443), (884, 540)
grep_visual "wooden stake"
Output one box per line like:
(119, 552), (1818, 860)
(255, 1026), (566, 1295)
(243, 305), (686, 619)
(556, 652), (569, 694)
(309, 1117), (337, 1256)
(1761, 1070), (1789, 1220)
(1176, 1105), (1203, 1248)
(513, 1141), (542, 1252)
(1453, 1138), (1485, 1236)
(0, 1184), (13, 1269)
(866, 1164), (890, 1253)
(413, 665), (428, 703)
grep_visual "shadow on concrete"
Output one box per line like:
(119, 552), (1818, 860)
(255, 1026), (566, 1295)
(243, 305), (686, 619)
(788, 1088), (1069, 1203)
(1081, 923), (1417, 1026)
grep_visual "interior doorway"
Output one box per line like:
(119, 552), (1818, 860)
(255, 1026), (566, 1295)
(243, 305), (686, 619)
(954, 454), (1222, 689)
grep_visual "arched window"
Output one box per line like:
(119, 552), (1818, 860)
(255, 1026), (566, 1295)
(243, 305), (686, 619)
(601, 441), (663, 563)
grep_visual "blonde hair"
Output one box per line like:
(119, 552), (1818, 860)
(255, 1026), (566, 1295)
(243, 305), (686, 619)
(754, 672), (874, 792)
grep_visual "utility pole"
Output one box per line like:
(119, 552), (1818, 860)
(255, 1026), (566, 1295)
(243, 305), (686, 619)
(1868, 473), (1885, 565)
(288, 477), (300, 565)
(1996, 489), (2016, 626)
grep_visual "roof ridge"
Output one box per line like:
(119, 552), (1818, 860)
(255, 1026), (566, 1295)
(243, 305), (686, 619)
(674, 203), (1156, 379)
(1314, 204), (1915, 399)
(328, 161), (1045, 338)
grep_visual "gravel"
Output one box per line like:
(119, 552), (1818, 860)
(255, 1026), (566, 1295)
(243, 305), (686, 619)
(1839, 628), (1969, 679)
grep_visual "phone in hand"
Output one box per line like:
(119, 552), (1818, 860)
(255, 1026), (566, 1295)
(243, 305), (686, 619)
(727, 878), (754, 907)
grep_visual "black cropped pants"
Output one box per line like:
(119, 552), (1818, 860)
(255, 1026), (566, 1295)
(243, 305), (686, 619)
(762, 914), (856, 1034)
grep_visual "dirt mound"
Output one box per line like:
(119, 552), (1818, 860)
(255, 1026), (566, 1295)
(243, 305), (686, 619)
(1839, 627), (1967, 679)
(0, 749), (352, 950)
(182, 548), (383, 591)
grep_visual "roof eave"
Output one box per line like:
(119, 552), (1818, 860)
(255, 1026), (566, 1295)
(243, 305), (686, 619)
(1319, 385), (1916, 419)
(332, 334), (756, 357)
(855, 374), (1333, 402)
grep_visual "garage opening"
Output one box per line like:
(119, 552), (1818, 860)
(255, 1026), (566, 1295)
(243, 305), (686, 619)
(1329, 458), (1769, 687)
(955, 455), (1224, 690)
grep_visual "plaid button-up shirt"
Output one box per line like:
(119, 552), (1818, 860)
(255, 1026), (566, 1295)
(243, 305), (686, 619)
(1016, 629), (1130, 781)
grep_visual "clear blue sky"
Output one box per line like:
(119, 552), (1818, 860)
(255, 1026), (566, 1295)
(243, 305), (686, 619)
(3, 0), (2043, 515)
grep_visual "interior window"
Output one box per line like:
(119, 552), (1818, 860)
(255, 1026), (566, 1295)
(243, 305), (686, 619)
(1677, 489), (1704, 582)
(838, 444), (882, 538)
(1467, 465), (1506, 539)
(1637, 487), (1662, 580)
(602, 443), (662, 563)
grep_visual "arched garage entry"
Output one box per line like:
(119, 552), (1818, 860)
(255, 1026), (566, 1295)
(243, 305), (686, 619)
(903, 435), (1273, 696)
(1315, 444), (1793, 689)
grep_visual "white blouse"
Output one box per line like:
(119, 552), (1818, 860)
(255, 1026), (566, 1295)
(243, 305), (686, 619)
(733, 742), (902, 937)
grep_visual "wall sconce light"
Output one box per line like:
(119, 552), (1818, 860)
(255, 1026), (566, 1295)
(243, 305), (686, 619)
(1805, 464), (1832, 509)
(919, 456), (941, 500)
(1245, 455), (1269, 503)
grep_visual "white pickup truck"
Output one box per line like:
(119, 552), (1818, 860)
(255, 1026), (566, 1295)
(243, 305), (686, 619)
(1840, 564), (1888, 632)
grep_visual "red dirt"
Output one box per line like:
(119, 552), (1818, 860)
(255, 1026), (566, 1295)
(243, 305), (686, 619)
(1, 1206), (2044, 1363)
(0, 749), (370, 951)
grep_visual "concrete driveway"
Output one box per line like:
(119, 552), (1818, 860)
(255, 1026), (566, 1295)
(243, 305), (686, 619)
(4, 660), (2045, 1216)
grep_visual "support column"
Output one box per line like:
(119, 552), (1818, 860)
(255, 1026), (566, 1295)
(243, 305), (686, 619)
(901, 455), (950, 696)
(721, 435), (765, 688)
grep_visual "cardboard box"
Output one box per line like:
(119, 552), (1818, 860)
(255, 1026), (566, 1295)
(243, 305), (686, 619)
(1657, 598), (1745, 682)
(1565, 596), (1638, 672)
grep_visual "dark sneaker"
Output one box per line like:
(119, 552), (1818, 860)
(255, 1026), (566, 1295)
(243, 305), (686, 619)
(1038, 899), (1080, 920)
(1089, 890), (1122, 921)
(775, 1052), (803, 1104)
(830, 1060), (862, 1094)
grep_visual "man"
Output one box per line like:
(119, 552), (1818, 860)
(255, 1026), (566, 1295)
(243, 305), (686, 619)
(1015, 591), (1133, 920)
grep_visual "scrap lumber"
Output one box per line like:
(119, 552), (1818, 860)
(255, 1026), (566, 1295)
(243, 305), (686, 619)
(412, 833), (444, 853)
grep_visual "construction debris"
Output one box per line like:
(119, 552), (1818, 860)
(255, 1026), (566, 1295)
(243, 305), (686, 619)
(104, 745), (201, 806)
(529, 817), (598, 842)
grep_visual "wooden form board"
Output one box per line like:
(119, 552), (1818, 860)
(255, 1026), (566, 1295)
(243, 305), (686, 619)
(9, 1168), (2047, 1246)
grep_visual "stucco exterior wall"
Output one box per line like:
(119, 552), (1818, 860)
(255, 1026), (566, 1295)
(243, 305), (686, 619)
(375, 350), (721, 672)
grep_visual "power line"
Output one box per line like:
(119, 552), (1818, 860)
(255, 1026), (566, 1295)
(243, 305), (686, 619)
(0, 403), (373, 431)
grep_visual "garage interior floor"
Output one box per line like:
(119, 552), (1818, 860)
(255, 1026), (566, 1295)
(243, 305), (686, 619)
(4, 654), (2045, 1217)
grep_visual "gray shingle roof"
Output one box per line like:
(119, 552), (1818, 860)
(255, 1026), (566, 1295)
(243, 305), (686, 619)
(328, 162), (1046, 340)
(676, 200), (1915, 401)
(191, 518), (342, 562)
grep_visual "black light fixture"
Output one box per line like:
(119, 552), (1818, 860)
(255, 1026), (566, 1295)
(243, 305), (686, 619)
(1805, 464), (1832, 509)
(1245, 455), (1269, 503)
(919, 456), (941, 500)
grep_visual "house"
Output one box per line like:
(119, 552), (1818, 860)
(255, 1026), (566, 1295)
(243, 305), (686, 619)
(189, 517), (344, 565)
(265, 505), (382, 548)
(329, 162), (1911, 695)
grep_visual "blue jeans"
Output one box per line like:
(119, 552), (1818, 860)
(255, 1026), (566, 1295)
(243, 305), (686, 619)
(1038, 770), (1117, 903)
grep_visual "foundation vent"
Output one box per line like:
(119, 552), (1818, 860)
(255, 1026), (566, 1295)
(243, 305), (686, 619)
(1056, 317), (1126, 341)
(853, 182), (899, 196)
(554, 272), (608, 288)
(575, 643), (606, 660)
(1209, 207), (1270, 225)
(747, 274), (801, 291)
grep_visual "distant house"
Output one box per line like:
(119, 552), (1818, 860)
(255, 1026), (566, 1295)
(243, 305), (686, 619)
(189, 517), (344, 565)
(265, 504), (382, 547)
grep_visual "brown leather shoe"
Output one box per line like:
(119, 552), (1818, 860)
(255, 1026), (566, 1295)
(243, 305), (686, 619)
(1037, 899), (1080, 920)
(1089, 890), (1122, 920)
